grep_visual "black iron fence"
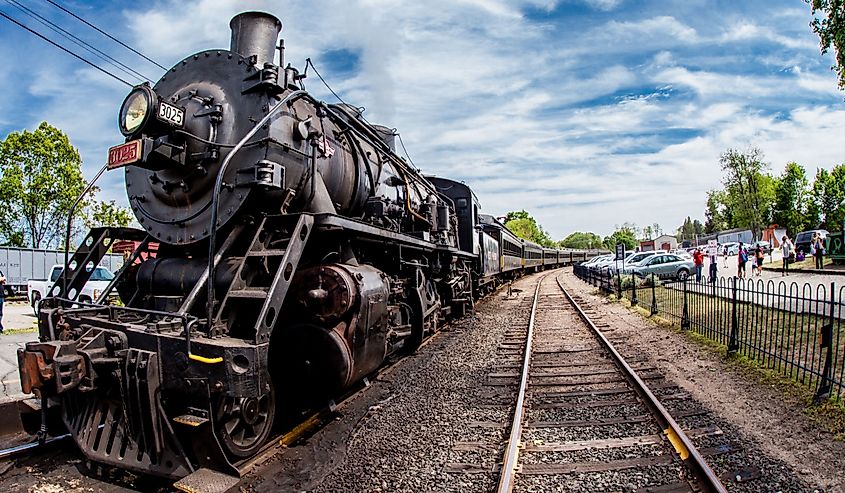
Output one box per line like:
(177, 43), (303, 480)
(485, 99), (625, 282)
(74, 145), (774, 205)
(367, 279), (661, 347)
(573, 264), (844, 403)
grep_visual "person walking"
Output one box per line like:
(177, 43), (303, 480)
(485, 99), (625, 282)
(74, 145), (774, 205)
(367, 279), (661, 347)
(813, 233), (825, 270)
(708, 250), (718, 283)
(693, 248), (704, 282)
(781, 235), (794, 276)
(755, 246), (765, 277)
(737, 242), (747, 278)
(722, 245), (728, 268)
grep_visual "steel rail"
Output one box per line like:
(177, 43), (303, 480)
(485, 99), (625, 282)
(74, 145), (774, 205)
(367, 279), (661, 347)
(496, 273), (545, 493)
(555, 275), (728, 493)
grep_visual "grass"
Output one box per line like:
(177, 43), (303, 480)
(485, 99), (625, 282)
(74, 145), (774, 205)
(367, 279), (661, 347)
(2, 326), (37, 335)
(597, 275), (845, 438)
(761, 256), (834, 271)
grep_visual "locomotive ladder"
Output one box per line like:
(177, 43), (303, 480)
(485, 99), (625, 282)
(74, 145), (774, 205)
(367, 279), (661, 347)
(215, 214), (313, 343)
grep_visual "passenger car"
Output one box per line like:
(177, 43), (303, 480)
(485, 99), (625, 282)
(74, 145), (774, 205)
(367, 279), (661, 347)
(795, 230), (828, 254)
(631, 254), (695, 280)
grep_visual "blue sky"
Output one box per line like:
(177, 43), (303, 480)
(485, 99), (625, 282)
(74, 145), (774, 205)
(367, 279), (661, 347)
(0, 0), (843, 238)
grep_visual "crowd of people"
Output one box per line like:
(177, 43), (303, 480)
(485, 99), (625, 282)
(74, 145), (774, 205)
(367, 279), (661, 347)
(690, 232), (826, 282)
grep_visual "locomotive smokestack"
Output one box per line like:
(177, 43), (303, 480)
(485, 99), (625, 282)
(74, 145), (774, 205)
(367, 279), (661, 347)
(229, 11), (282, 66)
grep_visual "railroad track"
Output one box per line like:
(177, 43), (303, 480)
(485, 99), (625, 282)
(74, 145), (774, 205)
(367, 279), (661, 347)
(479, 273), (741, 492)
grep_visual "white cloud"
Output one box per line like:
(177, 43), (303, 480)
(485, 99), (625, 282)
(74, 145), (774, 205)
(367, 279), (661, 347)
(603, 16), (699, 44)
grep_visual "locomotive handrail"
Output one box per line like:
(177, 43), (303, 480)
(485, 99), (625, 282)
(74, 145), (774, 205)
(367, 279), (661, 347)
(62, 162), (109, 297)
(204, 89), (307, 331)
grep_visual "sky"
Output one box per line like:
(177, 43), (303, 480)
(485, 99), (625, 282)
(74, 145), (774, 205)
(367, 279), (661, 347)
(0, 0), (843, 239)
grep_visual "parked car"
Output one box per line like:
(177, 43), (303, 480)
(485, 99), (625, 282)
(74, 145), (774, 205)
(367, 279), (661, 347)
(670, 249), (693, 260)
(631, 254), (695, 280)
(795, 230), (829, 254)
(582, 254), (611, 267)
(28, 264), (116, 315)
(608, 251), (661, 275)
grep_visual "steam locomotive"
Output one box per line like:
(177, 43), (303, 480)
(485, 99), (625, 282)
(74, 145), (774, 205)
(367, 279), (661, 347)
(16, 12), (598, 482)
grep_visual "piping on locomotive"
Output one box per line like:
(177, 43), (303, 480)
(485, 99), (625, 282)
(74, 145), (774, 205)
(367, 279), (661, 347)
(16, 12), (600, 480)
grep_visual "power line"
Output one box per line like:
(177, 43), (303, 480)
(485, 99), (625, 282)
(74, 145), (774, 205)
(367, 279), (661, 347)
(0, 10), (133, 87)
(43, 0), (166, 71)
(4, 0), (152, 82)
(306, 57), (421, 171)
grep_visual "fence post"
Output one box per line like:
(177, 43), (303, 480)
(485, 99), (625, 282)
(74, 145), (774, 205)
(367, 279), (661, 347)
(650, 273), (657, 315)
(631, 272), (638, 306)
(814, 281), (836, 403)
(681, 277), (690, 330)
(728, 277), (739, 354)
(616, 268), (622, 299)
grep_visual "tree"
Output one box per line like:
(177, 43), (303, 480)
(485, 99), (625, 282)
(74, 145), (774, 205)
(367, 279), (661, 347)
(808, 0), (845, 90)
(559, 231), (602, 249)
(0, 122), (133, 249)
(808, 164), (845, 230)
(603, 223), (638, 251)
(704, 189), (731, 233)
(676, 217), (696, 242)
(0, 122), (87, 248)
(772, 162), (809, 236)
(504, 210), (555, 247)
(717, 147), (776, 239)
(642, 225), (654, 240)
(85, 200), (133, 229)
(504, 210), (529, 223)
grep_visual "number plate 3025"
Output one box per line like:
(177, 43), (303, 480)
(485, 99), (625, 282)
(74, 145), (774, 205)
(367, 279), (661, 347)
(157, 102), (185, 127)
(107, 140), (143, 169)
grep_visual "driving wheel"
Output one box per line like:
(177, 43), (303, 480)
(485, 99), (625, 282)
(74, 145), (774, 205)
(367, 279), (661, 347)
(214, 389), (276, 458)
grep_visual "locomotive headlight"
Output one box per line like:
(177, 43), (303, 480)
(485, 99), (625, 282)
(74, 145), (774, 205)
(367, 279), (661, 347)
(119, 85), (155, 136)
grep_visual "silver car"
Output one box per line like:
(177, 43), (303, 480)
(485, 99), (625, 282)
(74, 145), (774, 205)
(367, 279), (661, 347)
(631, 253), (695, 280)
(609, 251), (660, 275)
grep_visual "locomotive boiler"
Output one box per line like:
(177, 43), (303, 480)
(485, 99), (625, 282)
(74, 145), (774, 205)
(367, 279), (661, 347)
(17, 11), (473, 479)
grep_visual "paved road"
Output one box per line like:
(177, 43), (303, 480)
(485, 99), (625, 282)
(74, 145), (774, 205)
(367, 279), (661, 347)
(0, 302), (39, 403)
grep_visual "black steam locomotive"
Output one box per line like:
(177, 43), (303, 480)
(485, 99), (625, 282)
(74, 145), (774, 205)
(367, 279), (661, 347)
(16, 12), (597, 482)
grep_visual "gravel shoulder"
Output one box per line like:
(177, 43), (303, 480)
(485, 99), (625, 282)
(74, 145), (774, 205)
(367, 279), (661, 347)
(240, 273), (539, 492)
(559, 269), (845, 492)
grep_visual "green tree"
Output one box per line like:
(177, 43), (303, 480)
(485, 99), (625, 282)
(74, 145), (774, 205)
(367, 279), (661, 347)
(603, 223), (638, 251)
(85, 200), (133, 228)
(808, 164), (845, 230)
(504, 210), (530, 223)
(642, 225), (653, 240)
(704, 189), (731, 233)
(772, 162), (809, 236)
(559, 231), (602, 249)
(718, 147), (776, 239)
(0, 122), (87, 248)
(504, 210), (555, 247)
(0, 122), (131, 249)
(676, 217), (695, 242)
(808, 0), (845, 90)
